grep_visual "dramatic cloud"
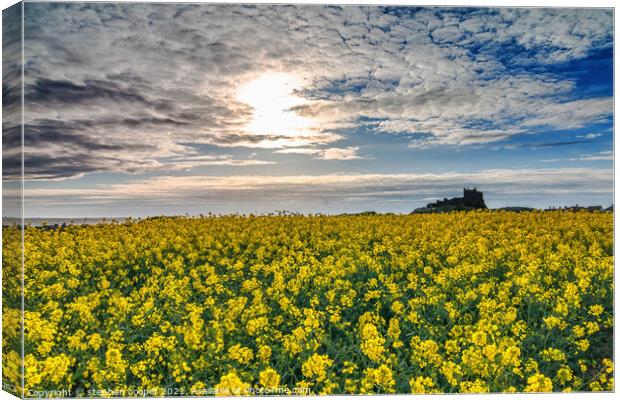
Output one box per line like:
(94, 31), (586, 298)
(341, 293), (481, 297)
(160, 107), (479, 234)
(11, 4), (612, 180)
(2, 4), (23, 183)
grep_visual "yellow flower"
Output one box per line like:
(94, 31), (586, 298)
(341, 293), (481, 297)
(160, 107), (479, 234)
(589, 304), (604, 317)
(471, 331), (487, 346)
(410, 337), (442, 369)
(88, 333), (102, 351)
(540, 347), (566, 362)
(407, 310), (420, 324)
(361, 365), (395, 393)
(461, 346), (489, 377)
(257, 345), (272, 363)
(18, 211), (613, 394)
(440, 361), (462, 386)
(459, 379), (489, 393)
(37, 341), (54, 356)
(602, 358), (614, 374)
(544, 315), (566, 330)
(584, 321), (599, 335)
(67, 329), (87, 351)
(444, 339), (459, 354)
(525, 373), (553, 392)
(105, 348), (123, 368)
(391, 301), (404, 314)
(24, 354), (42, 388)
(259, 368), (280, 388)
(246, 317), (269, 336)
(409, 376), (435, 393)
(387, 318), (402, 348)
(373, 365), (394, 389)
(554, 301), (568, 316)
(572, 325), (585, 338)
(41, 354), (75, 385)
(228, 344), (254, 365)
(525, 359), (539, 373)
(483, 344), (498, 360)
(576, 339), (590, 352)
(301, 353), (333, 382)
(215, 371), (250, 396)
(360, 323), (385, 362)
(556, 367), (573, 384)
(4, 351), (22, 388)
(342, 361), (357, 375)
(501, 345), (521, 367)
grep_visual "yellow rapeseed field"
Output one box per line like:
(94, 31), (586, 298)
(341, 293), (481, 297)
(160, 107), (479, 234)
(2, 211), (614, 395)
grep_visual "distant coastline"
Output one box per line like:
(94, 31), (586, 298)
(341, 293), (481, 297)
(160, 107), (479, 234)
(2, 206), (613, 227)
(2, 217), (131, 227)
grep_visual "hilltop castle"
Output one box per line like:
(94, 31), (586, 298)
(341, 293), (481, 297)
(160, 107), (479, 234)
(427, 188), (487, 209)
(412, 188), (487, 213)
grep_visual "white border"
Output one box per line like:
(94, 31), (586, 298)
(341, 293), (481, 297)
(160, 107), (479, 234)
(0, 1), (616, 400)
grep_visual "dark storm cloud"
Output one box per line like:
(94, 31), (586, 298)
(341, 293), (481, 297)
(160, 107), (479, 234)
(2, 119), (164, 180)
(2, 83), (20, 109)
(2, 125), (21, 148)
(22, 153), (159, 180)
(26, 78), (172, 111)
(23, 120), (158, 152)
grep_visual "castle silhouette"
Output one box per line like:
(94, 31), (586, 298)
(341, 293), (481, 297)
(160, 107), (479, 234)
(425, 188), (487, 210)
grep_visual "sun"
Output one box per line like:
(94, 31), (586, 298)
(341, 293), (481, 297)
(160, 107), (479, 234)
(236, 73), (315, 138)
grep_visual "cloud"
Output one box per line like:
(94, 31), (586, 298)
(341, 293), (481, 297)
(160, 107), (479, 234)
(13, 4), (613, 179)
(26, 78), (171, 109)
(18, 168), (612, 216)
(577, 133), (603, 139)
(491, 140), (592, 151)
(2, 4), (23, 181)
(497, 8), (613, 63)
(536, 140), (592, 148)
(580, 150), (613, 161)
(319, 146), (362, 160)
(274, 148), (322, 155)
(519, 98), (612, 130)
(160, 155), (276, 170)
(274, 146), (362, 160)
(540, 150), (613, 163)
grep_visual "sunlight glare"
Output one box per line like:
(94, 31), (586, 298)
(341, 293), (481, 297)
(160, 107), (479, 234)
(236, 73), (316, 137)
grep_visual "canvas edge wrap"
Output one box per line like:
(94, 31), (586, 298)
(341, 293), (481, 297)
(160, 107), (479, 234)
(2, 1), (25, 398)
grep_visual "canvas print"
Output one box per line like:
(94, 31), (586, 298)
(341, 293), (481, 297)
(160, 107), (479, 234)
(1, 1), (614, 397)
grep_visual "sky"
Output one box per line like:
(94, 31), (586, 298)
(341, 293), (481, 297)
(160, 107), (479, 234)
(2, 3), (614, 217)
